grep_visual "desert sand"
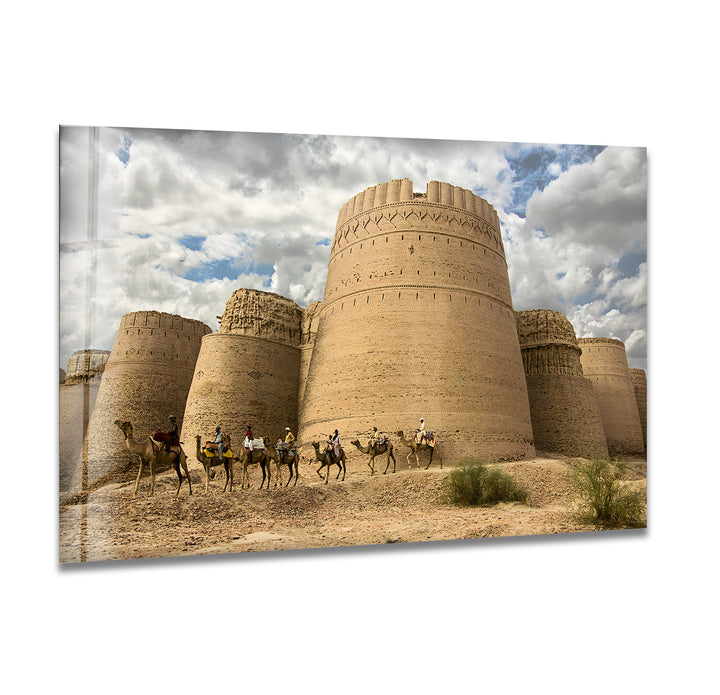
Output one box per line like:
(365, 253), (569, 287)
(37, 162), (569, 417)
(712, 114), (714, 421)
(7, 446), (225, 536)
(58, 448), (647, 563)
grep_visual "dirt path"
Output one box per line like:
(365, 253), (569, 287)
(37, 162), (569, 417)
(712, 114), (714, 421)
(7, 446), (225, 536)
(59, 453), (645, 563)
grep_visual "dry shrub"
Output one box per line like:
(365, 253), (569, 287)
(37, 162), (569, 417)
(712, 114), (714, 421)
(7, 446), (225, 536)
(571, 459), (646, 529)
(441, 459), (527, 507)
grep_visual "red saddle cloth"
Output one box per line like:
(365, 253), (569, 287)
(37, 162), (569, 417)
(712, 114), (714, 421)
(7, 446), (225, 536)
(205, 442), (218, 451)
(153, 430), (169, 443)
(373, 436), (387, 451)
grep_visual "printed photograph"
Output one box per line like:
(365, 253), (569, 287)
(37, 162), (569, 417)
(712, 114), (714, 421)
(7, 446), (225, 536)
(59, 127), (647, 563)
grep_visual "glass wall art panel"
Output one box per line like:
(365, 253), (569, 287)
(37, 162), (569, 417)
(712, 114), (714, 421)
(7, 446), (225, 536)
(59, 127), (647, 563)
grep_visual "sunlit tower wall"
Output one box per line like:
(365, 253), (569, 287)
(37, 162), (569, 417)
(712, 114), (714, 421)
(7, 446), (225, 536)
(578, 338), (645, 456)
(298, 300), (322, 414)
(299, 179), (535, 462)
(630, 368), (647, 452)
(59, 349), (110, 495)
(75, 311), (211, 491)
(181, 289), (302, 460)
(515, 310), (608, 458)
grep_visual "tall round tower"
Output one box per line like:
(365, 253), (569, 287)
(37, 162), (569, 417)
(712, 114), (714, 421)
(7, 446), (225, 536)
(299, 179), (535, 462)
(630, 368), (647, 452)
(515, 310), (608, 458)
(181, 289), (302, 460)
(59, 350), (110, 495)
(578, 338), (645, 456)
(75, 311), (211, 490)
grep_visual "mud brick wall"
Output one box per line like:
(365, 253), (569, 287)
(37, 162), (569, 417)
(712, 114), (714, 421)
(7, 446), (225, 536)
(72, 311), (212, 490)
(299, 179), (535, 462)
(59, 381), (100, 494)
(630, 368), (647, 451)
(64, 349), (111, 384)
(516, 310), (608, 458)
(579, 338), (645, 456)
(181, 289), (302, 468)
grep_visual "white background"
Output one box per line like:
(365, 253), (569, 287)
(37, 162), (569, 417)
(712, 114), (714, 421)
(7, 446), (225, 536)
(3, 2), (717, 693)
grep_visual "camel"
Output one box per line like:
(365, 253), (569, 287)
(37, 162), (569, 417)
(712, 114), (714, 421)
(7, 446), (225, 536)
(350, 438), (396, 475)
(114, 419), (192, 498)
(194, 435), (233, 493)
(311, 441), (346, 484)
(395, 430), (443, 470)
(272, 441), (300, 488)
(237, 438), (271, 489)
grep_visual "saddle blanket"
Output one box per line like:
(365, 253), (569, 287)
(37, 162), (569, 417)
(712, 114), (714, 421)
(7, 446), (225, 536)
(202, 447), (232, 458)
(243, 437), (265, 449)
(373, 435), (388, 449)
(415, 431), (435, 445)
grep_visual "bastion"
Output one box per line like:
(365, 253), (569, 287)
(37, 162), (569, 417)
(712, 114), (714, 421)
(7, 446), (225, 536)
(630, 368), (647, 451)
(299, 179), (535, 462)
(181, 289), (304, 461)
(578, 338), (645, 456)
(76, 311), (211, 489)
(515, 310), (608, 458)
(59, 350), (110, 494)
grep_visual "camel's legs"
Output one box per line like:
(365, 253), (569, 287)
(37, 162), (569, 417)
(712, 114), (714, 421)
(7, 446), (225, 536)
(425, 449), (432, 470)
(149, 459), (156, 496)
(181, 457), (193, 495)
(204, 464), (211, 494)
(133, 459), (145, 499)
(173, 461), (182, 496)
(222, 462), (229, 492)
(368, 456), (375, 476)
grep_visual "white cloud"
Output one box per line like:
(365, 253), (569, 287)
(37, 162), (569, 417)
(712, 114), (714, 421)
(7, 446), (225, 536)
(59, 129), (647, 372)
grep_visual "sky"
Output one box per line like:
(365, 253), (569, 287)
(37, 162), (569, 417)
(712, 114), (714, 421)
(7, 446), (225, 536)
(59, 127), (647, 371)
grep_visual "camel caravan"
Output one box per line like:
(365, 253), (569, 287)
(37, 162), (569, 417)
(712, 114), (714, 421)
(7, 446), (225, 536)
(114, 418), (441, 498)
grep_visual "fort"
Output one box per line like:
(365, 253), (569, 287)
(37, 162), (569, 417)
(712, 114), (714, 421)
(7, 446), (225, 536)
(578, 338), (645, 456)
(515, 310), (608, 459)
(62, 179), (646, 494)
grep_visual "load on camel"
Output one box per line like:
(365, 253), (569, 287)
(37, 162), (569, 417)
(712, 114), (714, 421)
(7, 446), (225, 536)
(114, 419), (193, 498)
(273, 439), (300, 487)
(395, 429), (443, 470)
(195, 434), (234, 493)
(239, 436), (272, 490)
(350, 434), (396, 475)
(310, 441), (346, 484)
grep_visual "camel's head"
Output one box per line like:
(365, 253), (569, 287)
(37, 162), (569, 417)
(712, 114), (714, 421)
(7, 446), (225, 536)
(396, 430), (404, 438)
(115, 420), (132, 435)
(311, 441), (320, 450)
(350, 439), (360, 446)
(195, 434), (201, 442)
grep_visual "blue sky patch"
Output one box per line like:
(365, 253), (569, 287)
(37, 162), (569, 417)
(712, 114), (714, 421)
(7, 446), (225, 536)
(179, 235), (206, 251)
(115, 136), (132, 166)
(506, 145), (606, 216)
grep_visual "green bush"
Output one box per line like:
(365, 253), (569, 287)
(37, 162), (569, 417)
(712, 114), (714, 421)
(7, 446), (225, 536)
(571, 459), (646, 529)
(442, 459), (528, 507)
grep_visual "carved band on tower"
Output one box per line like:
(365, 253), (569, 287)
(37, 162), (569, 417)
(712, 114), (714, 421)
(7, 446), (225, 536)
(299, 179), (535, 461)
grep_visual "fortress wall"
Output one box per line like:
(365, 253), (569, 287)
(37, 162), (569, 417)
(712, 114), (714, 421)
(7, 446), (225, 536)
(180, 334), (300, 468)
(65, 349), (111, 384)
(578, 338), (645, 456)
(182, 289), (302, 465)
(300, 180), (534, 462)
(59, 381), (100, 495)
(516, 310), (608, 458)
(630, 368), (648, 451)
(298, 301), (322, 412)
(72, 311), (211, 491)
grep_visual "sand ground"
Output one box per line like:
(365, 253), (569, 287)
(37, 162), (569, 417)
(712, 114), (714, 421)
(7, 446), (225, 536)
(58, 448), (647, 563)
